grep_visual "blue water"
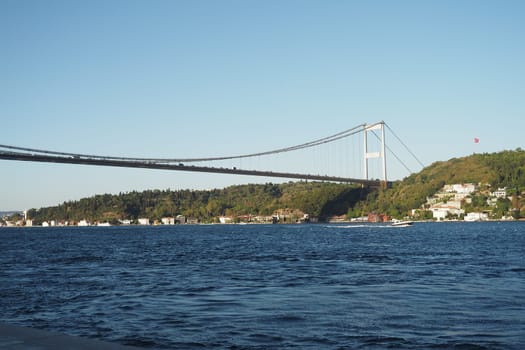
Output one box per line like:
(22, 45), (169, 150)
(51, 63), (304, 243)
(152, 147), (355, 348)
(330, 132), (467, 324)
(1, 222), (524, 349)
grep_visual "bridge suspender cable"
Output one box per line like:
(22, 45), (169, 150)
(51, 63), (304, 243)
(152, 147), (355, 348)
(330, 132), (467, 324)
(366, 122), (425, 175)
(384, 123), (425, 169)
(369, 131), (413, 175)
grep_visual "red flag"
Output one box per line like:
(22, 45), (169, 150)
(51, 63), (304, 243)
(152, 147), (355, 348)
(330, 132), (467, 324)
(474, 137), (479, 144)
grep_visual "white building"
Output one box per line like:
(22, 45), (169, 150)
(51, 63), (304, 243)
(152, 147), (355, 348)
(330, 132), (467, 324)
(431, 205), (465, 220)
(491, 187), (507, 198)
(441, 183), (477, 201)
(429, 198), (464, 220)
(161, 217), (175, 225)
(219, 216), (233, 224)
(464, 212), (489, 221)
(444, 183), (476, 194)
(138, 218), (150, 225)
(78, 220), (90, 226)
(431, 208), (448, 220)
(176, 215), (186, 224)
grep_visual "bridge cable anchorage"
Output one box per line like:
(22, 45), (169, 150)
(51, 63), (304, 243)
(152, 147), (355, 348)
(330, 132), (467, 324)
(0, 123), (367, 164)
(384, 123), (425, 169)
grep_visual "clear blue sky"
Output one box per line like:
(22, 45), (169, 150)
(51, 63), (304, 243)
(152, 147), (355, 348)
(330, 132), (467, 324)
(1, 0), (524, 211)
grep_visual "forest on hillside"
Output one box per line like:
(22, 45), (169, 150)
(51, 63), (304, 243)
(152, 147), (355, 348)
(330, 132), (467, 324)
(25, 182), (367, 224)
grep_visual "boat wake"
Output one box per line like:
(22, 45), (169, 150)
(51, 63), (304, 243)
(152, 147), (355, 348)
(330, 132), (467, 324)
(326, 224), (394, 229)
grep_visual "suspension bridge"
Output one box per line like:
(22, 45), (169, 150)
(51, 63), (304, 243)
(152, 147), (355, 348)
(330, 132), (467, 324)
(0, 121), (423, 188)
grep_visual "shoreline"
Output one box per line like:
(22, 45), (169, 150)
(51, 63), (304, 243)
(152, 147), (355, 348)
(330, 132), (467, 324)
(1, 218), (524, 229)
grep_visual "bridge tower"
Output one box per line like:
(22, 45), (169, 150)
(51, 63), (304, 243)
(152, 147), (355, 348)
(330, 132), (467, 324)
(363, 121), (387, 186)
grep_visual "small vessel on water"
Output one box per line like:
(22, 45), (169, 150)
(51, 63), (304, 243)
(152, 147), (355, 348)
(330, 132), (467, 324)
(391, 219), (413, 227)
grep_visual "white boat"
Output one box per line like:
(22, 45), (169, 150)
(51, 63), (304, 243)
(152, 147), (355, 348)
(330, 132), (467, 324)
(391, 219), (413, 227)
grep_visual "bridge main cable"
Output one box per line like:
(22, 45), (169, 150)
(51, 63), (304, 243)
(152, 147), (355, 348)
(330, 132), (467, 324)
(0, 123), (367, 163)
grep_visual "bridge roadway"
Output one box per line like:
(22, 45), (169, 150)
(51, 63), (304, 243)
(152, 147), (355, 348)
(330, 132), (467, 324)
(0, 151), (390, 188)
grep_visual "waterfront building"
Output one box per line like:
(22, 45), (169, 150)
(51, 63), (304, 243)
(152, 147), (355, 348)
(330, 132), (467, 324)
(464, 212), (489, 221)
(138, 218), (150, 225)
(219, 216), (233, 224)
(78, 220), (90, 226)
(175, 215), (186, 224)
(161, 217), (175, 225)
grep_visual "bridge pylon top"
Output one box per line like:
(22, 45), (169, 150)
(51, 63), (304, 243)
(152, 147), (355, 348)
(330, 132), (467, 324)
(363, 121), (387, 184)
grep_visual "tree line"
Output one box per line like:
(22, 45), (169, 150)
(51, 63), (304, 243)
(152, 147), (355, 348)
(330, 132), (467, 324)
(26, 182), (367, 224)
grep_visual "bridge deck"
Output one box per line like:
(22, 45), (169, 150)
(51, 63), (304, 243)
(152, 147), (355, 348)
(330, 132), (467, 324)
(0, 151), (389, 187)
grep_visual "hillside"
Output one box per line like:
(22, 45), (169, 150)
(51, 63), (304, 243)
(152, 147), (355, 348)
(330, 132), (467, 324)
(350, 148), (525, 218)
(25, 182), (368, 224)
